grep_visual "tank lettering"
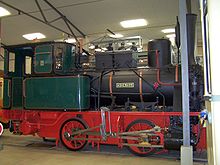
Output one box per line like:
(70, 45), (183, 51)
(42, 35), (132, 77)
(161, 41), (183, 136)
(116, 82), (134, 88)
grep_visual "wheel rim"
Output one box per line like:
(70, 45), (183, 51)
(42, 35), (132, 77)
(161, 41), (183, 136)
(126, 120), (156, 155)
(0, 123), (3, 136)
(60, 119), (88, 151)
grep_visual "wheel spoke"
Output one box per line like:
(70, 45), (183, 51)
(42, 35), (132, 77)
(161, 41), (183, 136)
(77, 140), (84, 146)
(73, 140), (77, 147)
(138, 123), (141, 130)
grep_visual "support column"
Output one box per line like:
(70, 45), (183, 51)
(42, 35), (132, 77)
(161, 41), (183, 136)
(0, 18), (3, 151)
(206, 0), (220, 164)
(179, 0), (193, 164)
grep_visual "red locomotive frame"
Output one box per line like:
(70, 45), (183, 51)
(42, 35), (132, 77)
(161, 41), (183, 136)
(3, 109), (206, 155)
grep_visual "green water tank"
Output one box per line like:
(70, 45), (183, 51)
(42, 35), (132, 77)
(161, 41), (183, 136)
(24, 76), (90, 110)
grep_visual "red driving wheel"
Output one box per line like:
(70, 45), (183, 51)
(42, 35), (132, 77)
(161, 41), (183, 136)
(60, 118), (88, 151)
(125, 119), (157, 156)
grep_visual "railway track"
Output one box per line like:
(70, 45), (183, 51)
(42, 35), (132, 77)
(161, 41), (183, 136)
(0, 130), (207, 163)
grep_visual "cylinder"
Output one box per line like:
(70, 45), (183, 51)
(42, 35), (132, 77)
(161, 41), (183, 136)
(148, 39), (171, 67)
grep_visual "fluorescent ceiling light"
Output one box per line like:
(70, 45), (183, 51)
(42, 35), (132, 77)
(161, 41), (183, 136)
(166, 33), (176, 38)
(109, 33), (123, 38)
(22, 33), (46, 40)
(95, 48), (102, 52)
(94, 45), (101, 52)
(65, 38), (76, 43)
(120, 19), (147, 28)
(166, 33), (176, 45)
(0, 7), (11, 17)
(161, 28), (175, 34)
(89, 45), (95, 49)
(127, 42), (133, 46)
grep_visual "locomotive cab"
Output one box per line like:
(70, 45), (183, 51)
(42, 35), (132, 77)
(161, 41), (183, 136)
(33, 42), (77, 75)
(3, 42), (90, 111)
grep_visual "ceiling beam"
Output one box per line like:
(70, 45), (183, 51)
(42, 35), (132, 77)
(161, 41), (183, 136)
(0, 1), (72, 36)
(0, 0), (85, 45)
(35, 0), (48, 23)
(43, 0), (85, 38)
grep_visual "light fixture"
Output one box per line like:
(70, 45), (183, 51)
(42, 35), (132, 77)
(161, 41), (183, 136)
(126, 42), (133, 46)
(0, 7), (11, 17)
(161, 28), (175, 34)
(95, 45), (102, 52)
(120, 19), (148, 28)
(22, 33), (46, 41)
(127, 35), (141, 39)
(65, 38), (76, 43)
(109, 33), (123, 38)
(89, 44), (95, 49)
(166, 33), (176, 45)
(102, 47), (108, 51)
(95, 48), (102, 52)
(166, 33), (176, 38)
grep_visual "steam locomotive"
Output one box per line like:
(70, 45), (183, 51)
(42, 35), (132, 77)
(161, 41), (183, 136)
(2, 15), (206, 156)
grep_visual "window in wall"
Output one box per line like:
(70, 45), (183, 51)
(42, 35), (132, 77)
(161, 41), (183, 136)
(55, 47), (63, 70)
(25, 56), (32, 74)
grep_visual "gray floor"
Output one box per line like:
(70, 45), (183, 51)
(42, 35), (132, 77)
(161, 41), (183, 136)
(0, 130), (207, 165)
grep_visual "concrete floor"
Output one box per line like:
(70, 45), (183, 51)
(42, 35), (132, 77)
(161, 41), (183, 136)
(0, 130), (207, 165)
